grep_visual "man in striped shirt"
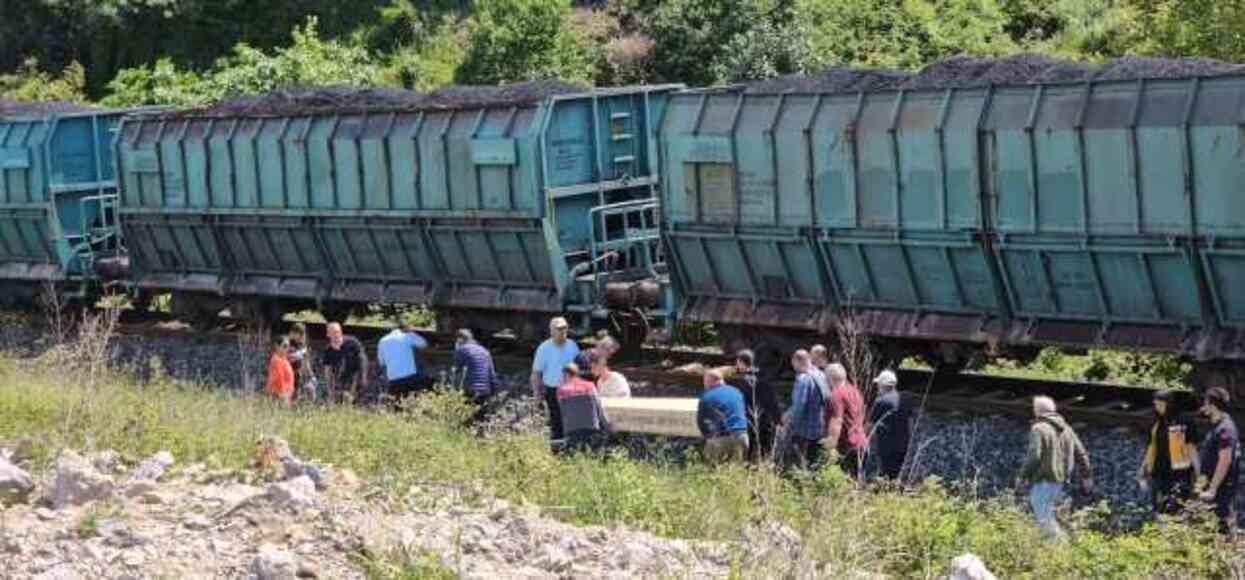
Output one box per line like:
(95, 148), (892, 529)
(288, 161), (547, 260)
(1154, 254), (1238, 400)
(454, 329), (498, 406)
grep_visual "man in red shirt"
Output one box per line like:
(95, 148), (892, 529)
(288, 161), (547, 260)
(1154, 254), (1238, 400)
(823, 362), (868, 478)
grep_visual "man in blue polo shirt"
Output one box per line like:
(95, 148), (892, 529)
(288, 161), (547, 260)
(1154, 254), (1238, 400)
(531, 317), (579, 440)
(377, 324), (429, 402)
(697, 369), (748, 463)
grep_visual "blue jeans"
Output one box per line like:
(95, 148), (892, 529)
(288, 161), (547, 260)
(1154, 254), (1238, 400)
(1029, 481), (1067, 540)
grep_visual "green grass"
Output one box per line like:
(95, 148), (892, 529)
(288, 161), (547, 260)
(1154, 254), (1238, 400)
(0, 353), (1238, 578)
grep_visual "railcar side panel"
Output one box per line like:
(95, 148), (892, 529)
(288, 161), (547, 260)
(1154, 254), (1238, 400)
(117, 86), (681, 329)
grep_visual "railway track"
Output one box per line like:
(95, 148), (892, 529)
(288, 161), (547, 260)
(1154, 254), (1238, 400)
(98, 310), (1183, 433)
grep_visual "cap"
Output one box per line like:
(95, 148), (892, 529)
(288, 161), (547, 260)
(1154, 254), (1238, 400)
(872, 370), (898, 387)
(1204, 386), (1231, 409)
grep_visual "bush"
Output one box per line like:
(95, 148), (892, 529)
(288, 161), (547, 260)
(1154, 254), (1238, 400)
(455, 0), (598, 84)
(101, 17), (384, 107)
(0, 59), (88, 103)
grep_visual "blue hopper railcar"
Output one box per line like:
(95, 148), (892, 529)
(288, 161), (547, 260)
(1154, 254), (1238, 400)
(113, 85), (681, 341)
(0, 105), (150, 306)
(658, 76), (1245, 395)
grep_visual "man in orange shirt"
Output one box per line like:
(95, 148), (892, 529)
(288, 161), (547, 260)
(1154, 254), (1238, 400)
(266, 337), (295, 407)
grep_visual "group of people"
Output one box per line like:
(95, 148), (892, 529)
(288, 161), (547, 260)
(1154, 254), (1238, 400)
(529, 317), (632, 451)
(695, 346), (909, 479)
(264, 321), (499, 410)
(526, 315), (1241, 540)
(265, 315), (1241, 541)
(1013, 386), (1240, 539)
(526, 316), (911, 477)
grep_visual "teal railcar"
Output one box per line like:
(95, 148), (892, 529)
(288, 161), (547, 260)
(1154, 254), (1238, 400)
(0, 108), (141, 304)
(660, 75), (1245, 372)
(115, 85), (680, 338)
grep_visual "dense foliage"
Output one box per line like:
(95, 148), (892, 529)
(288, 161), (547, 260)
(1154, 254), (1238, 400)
(4, 0), (1245, 105)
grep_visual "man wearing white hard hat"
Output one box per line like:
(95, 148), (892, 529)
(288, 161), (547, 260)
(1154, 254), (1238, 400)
(868, 369), (911, 479)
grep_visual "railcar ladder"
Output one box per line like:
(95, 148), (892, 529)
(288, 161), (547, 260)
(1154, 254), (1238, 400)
(63, 193), (119, 276)
(588, 198), (662, 286)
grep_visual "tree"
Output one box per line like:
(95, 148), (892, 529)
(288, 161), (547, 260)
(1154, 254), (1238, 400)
(643, 0), (810, 85)
(99, 59), (206, 108)
(1129, 0), (1245, 61)
(0, 0), (395, 97)
(1002, 0), (1142, 60)
(797, 0), (1015, 71)
(455, 0), (597, 84)
(379, 17), (468, 91)
(0, 59), (87, 103)
(101, 18), (385, 107)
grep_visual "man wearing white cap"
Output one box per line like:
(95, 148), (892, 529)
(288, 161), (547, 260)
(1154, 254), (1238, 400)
(868, 369), (911, 479)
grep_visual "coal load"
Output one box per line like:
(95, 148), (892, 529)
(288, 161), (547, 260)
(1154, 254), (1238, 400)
(0, 99), (96, 116)
(743, 67), (910, 93)
(744, 54), (1245, 95)
(177, 80), (588, 117)
(1091, 56), (1245, 81)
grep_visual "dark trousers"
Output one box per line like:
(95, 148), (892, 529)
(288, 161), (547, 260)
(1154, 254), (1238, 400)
(388, 373), (432, 401)
(876, 449), (907, 479)
(748, 420), (777, 463)
(1212, 481), (1238, 535)
(543, 387), (563, 440)
(557, 429), (606, 455)
(839, 447), (865, 478)
(1151, 470), (1194, 514)
(466, 391), (493, 424)
(790, 437), (822, 470)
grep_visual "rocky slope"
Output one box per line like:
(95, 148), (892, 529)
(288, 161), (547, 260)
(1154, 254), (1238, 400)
(0, 441), (733, 580)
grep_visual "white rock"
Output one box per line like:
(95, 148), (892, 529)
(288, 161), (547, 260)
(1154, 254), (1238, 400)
(98, 519), (148, 549)
(251, 544), (299, 580)
(534, 543), (573, 572)
(127, 451), (174, 482)
(91, 450), (123, 475)
(183, 513), (214, 530)
(32, 564), (86, 580)
(609, 541), (655, 571)
(265, 476), (317, 511)
(740, 520), (802, 561)
(0, 455), (34, 504)
(122, 480), (159, 498)
(1, 533), (22, 555)
(0, 437), (32, 464)
(948, 552), (997, 580)
(45, 450), (114, 509)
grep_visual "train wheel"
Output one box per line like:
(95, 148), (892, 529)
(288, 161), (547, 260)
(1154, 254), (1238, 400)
(170, 292), (221, 332)
(129, 291), (154, 313)
(608, 313), (649, 358)
(232, 299), (284, 331)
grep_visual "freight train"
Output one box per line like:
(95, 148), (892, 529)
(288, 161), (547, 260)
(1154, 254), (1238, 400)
(3, 66), (1244, 402)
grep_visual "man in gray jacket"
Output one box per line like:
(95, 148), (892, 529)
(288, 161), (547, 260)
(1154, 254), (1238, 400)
(1016, 396), (1094, 540)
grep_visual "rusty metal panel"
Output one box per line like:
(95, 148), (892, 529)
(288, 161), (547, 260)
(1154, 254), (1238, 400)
(993, 235), (1203, 327)
(819, 230), (1001, 315)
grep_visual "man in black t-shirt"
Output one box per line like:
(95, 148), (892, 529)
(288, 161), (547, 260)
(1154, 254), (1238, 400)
(868, 370), (911, 479)
(1137, 389), (1198, 515)
(1197, 387), (1239, 534)
(323, 322), (368, 404)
